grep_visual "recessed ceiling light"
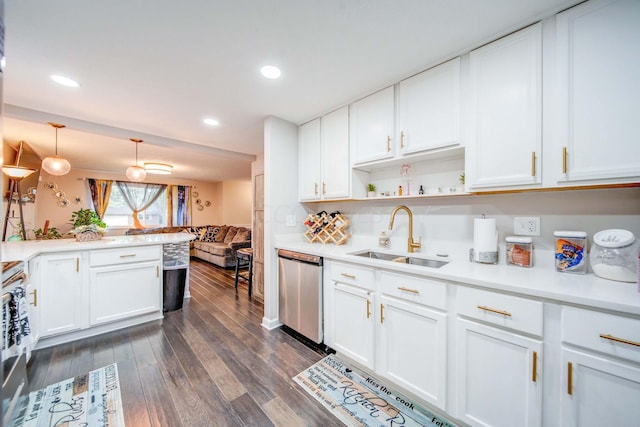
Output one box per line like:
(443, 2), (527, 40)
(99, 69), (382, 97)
(203, 118), (219, 126)
(261, 65), (281, 79)
(50, 75), (80, 87)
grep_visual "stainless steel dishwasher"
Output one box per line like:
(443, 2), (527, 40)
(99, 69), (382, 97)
(277, 249), (323, 344)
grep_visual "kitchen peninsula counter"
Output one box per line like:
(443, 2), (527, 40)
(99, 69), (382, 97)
(1, 232), (194, 263)
(5, 233), (194, 349)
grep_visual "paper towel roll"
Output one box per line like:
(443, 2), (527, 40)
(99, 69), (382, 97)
(474, 217), (497, 262)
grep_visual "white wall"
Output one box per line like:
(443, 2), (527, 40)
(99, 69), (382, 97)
(262, 116), (299, 330)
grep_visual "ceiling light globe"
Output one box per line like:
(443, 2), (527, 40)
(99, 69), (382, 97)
(261, 65), (281, 79)
(126, 165), (147, 182)
(42, 155), (71, 176)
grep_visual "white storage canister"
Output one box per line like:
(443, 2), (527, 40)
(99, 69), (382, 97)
(590, 229), (639, 283)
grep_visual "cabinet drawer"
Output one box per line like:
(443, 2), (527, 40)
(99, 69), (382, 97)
(329, 261), (375, 291)
(90, 245), (162, 267)
(457, 287), (543, 336)
(379, 270), (447, 311)
(562, 306), (640, 363)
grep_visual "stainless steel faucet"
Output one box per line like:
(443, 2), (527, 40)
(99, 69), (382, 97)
(388, 205), (421, 253)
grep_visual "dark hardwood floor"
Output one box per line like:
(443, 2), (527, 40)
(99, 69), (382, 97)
(26, 258), (340, 427)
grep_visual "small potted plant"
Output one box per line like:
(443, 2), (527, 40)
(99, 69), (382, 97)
(367, 183), (377, 198)
(69, 208), (107, 241)
(33, 227), (62, 240)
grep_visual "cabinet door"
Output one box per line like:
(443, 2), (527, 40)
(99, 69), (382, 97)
(331, 281), (375, 369)
(40, 253), (83, 337)
(467, 23), (542, 189)
(321, 106), (350, 199)
(561, 348), (640, 427)
(89, 261), (161, 325)
(456, 318), (542, 427)
(554, 0), (640, 183)
(398, 57), (460, 155)
(298, 118), (321, 201)
(350, 86), (395, 164)
(26, 257), (41, 347)
(379, 295), (447, 409)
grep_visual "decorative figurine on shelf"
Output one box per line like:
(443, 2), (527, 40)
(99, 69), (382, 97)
(400, 163), (411, 195)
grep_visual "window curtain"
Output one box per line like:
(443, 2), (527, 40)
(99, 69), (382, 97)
(171, 185), (192, 226)
(115, 181), (166, 229)
(166, 185), (174, 226)
(87, 179), (113, 220)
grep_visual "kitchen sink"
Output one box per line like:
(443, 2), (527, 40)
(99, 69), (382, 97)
(350, 251), (449, 268)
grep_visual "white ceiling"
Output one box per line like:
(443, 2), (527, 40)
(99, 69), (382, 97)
(3, 0), (581, 182)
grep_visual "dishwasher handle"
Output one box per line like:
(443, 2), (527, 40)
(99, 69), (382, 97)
(277, 249), (322, 266)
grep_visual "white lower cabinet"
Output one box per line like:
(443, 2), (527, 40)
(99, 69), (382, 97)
(455, 319), (543, 427)
(330, 281), (375, 369)
(378, 294), (447, 409)
(26, 256), (41, 348)
(89, 261), (161, 325)
(455, 287), (543, 427)
(560, 306), (640, 427)
(39, 252), (84, 337)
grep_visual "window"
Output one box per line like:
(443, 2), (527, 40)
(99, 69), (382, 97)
(102, 184), (167, 228)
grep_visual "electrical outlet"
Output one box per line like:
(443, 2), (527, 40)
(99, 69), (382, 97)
(286, 215), (296, 227)
(514, 217), (540, 236)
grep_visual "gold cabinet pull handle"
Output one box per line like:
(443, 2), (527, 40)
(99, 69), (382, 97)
(120, 254), (136, 258)
(340, 273), (356, 279)
(386, 136), (391, 152)
(76, 257), (80, 272)
(477, 305), (512, 317)
(380, 304), (385, 324)
(532, 351), (537, 382)
(314, 182), (318, 195)
(322, 182), (326, 195)
(567, 362), (573, 395)
(531, 151), (536, 177)
(366, 299), (371, 319)
(29, 289), (38, 307)
(562, 146), (568, 174)
(400, 131), (405, 149)
(599, 334), (640, 347)
(398, 286), (419, 294)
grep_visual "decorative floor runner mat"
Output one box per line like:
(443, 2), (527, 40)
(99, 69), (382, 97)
(9, 363), (125, 427)
(294, 354), (456, 427)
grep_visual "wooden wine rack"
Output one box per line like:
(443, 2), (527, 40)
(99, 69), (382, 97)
(303, 212), (351, 245)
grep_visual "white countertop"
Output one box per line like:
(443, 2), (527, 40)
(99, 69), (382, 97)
(275, 238), (640, 316)
(1, 233), (195, 263)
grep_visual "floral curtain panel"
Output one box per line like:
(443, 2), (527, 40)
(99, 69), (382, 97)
(115, 181), (166, 229)
(87, 179), (113, 220)
(166, 185), (192, 226)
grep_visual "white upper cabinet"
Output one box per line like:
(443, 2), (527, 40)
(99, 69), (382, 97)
(552, 0), (640, 184)
(466, 23), (542, 190)
(298, 108), (350, 201)
(321, 106), (350, 200)
(298, 118), (322, 201)
(398, 57), (461, 155)
(350, 86), (395, 165)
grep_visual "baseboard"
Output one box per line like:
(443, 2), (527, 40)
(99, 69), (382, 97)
(261, 316), (282, 330)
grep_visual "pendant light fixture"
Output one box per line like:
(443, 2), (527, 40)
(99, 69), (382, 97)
(125, 138), (146, 182)
(41, 122), (71, 176)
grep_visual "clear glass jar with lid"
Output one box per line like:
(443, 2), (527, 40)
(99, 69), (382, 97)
(590, 229), (639, 283)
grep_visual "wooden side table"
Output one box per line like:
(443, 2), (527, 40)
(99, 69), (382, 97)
(234, 247), (253, 298)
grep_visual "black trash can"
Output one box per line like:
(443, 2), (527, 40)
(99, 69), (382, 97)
(163, 260), (188, 312)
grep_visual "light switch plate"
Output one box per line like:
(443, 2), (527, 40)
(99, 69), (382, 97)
(286, 215), (296, 227)
(514, 217), (540, 236)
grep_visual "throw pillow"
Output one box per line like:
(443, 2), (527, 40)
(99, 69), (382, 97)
(204, 226), (222, 242)
(214, 225), (229, 242)
(223, 226), (239, 243)
(232, 228), (251, 243)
